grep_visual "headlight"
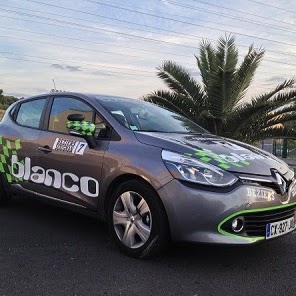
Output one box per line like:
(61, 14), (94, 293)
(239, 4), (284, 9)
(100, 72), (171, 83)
(162, 150), (238, 187)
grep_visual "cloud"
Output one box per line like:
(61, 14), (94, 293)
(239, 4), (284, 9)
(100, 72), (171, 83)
(51, 64), (82, 72)
(267, 76), (285, 82)
(91, 70), (114, 77)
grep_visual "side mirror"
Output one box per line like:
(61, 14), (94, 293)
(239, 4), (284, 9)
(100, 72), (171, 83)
(67, 115), (97, 148)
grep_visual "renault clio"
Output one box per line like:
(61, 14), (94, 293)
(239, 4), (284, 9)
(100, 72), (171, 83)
(0, 93), (295, 258)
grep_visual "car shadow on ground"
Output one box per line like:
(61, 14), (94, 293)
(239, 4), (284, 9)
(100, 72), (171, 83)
(2, 196), (295, 295)
(3, 195), (283, 266)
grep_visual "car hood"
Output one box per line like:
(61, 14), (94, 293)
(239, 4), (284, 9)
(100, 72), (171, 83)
(134, 132), (291, 177)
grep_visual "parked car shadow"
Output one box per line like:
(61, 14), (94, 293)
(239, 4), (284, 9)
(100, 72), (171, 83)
(1, 195), (294, 295)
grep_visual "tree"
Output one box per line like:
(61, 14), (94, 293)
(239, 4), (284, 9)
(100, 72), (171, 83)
(0, 89), (18, 110)
(144, 35), (296, 144)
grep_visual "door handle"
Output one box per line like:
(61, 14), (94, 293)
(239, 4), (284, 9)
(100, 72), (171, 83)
(38, 145), (52, 154)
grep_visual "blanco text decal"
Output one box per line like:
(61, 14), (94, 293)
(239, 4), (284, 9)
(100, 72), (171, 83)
(11, 155), (99, 197)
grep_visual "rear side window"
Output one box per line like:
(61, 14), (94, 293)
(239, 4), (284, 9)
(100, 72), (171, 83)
(16, 99), (46, 128)
(49, 97), (94, 134)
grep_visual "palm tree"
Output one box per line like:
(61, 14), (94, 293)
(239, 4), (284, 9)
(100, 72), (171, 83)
(144, 35), (296, 144)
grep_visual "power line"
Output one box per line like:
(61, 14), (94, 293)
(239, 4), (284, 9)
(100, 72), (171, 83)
(1, 4), (295, 75)
(83, 0), (296, 35)
(1, 30), (293, 80)
(0, 15), (195, 59)
(189, 0), (295, 27)
(0, 53), (154, 78)
(0, 53), (277, 88)
(1, 12), (296, 73)
(0, 5), (200, 43)
(5, 3), (292, 52)
(247, 0), (296, 14)
(4, 4), (296, 62)
(0, 9), (200, 50)
(0, 25), (194, 63)
(78, 0), (296, 47)
(2, 12), (296, 72)
(14, 0), (296, 52)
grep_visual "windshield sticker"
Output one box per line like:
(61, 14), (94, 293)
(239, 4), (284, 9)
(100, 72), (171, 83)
(52, 138), (87, 155)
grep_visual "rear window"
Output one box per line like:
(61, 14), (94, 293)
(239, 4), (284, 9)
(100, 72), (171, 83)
(16, 99), (46, 129)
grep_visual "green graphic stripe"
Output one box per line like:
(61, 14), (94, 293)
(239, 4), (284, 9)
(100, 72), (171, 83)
(217, 202), (296, 241)
(185, 148), (250, 169)
(0, 137), (23, 183)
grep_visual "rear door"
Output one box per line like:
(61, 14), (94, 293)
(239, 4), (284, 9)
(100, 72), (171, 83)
(34, 95), (109, 209)
(0, 97), (48, 192)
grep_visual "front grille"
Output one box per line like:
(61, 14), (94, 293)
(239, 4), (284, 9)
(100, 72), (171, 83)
(258, 179), (292, 195)
(221, 205), (296, 237)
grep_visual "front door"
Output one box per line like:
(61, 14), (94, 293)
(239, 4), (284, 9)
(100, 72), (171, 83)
(33, 96), (108, 209)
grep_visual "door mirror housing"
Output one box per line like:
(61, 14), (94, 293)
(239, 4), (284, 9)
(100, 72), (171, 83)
(67, 117), (97, 148)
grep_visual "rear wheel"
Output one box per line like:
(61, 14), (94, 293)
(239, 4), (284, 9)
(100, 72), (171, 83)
(107, 180), (170, 258)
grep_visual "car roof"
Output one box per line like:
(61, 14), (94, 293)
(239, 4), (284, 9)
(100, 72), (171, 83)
(21, 92), (139, 103)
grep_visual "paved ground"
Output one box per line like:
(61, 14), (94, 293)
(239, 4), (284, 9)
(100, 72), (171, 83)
(0, 196), (296, 296)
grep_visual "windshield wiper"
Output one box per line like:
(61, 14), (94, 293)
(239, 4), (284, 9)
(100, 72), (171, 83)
(134, 130), (166, 133)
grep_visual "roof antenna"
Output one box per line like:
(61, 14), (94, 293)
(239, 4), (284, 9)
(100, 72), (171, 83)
(51, 79), (58, 93)
(52, 78), (57, 90)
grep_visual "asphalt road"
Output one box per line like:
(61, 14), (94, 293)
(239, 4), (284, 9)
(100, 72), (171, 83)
(0, 196), (296, 296)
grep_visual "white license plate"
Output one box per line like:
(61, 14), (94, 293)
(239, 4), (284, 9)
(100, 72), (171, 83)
(266, 217), (296, 239)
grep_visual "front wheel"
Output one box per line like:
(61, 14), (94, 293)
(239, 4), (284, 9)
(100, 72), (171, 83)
(107, 180), (170, 258)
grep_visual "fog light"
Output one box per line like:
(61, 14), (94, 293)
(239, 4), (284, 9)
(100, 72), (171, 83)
(232, 217), (244, 233)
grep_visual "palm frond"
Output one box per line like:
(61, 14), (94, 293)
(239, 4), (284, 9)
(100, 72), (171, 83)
(264, 111), (296, 128)
(231, 45), (265, 108)
(196, 40), (216, 93)
(157, 61), (205, 106)
(265, 103), (296, 120)
(143, 90), (198, 121)
(251, 79), (295, 103)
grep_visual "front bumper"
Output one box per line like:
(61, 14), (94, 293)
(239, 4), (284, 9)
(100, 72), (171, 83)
(157, 179), (296, 244)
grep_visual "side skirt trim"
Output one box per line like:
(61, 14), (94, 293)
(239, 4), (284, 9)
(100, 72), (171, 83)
(11, 184), (87, 209)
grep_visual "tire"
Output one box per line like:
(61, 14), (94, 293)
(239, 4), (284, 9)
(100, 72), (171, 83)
(107, 179), (170, 258)
(0, 175), (11, 206)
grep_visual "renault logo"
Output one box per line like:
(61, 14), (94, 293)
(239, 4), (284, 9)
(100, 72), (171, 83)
(275, 172), (287, 196)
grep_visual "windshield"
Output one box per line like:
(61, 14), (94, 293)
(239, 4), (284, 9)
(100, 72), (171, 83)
(98, 97), (208, 134)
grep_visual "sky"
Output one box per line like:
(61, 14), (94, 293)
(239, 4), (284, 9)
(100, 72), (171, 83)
(0, 0), (295, 100)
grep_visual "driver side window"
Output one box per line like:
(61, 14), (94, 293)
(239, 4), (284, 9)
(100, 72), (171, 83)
(49, 97), (93, 134)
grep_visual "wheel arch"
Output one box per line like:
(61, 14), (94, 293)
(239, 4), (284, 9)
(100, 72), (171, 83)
(102, 173), (171, 237)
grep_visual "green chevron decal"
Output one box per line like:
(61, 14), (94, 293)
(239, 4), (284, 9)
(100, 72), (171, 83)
(67, 120), (96, 137)
(0, 137), (24, 183)
(185, 148), (251, 170)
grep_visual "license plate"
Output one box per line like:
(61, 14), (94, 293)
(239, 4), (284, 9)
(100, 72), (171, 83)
(266, 217), (296, 239)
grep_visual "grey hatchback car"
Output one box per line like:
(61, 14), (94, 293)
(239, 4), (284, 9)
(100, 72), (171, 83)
(0, 92), (295, 258)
